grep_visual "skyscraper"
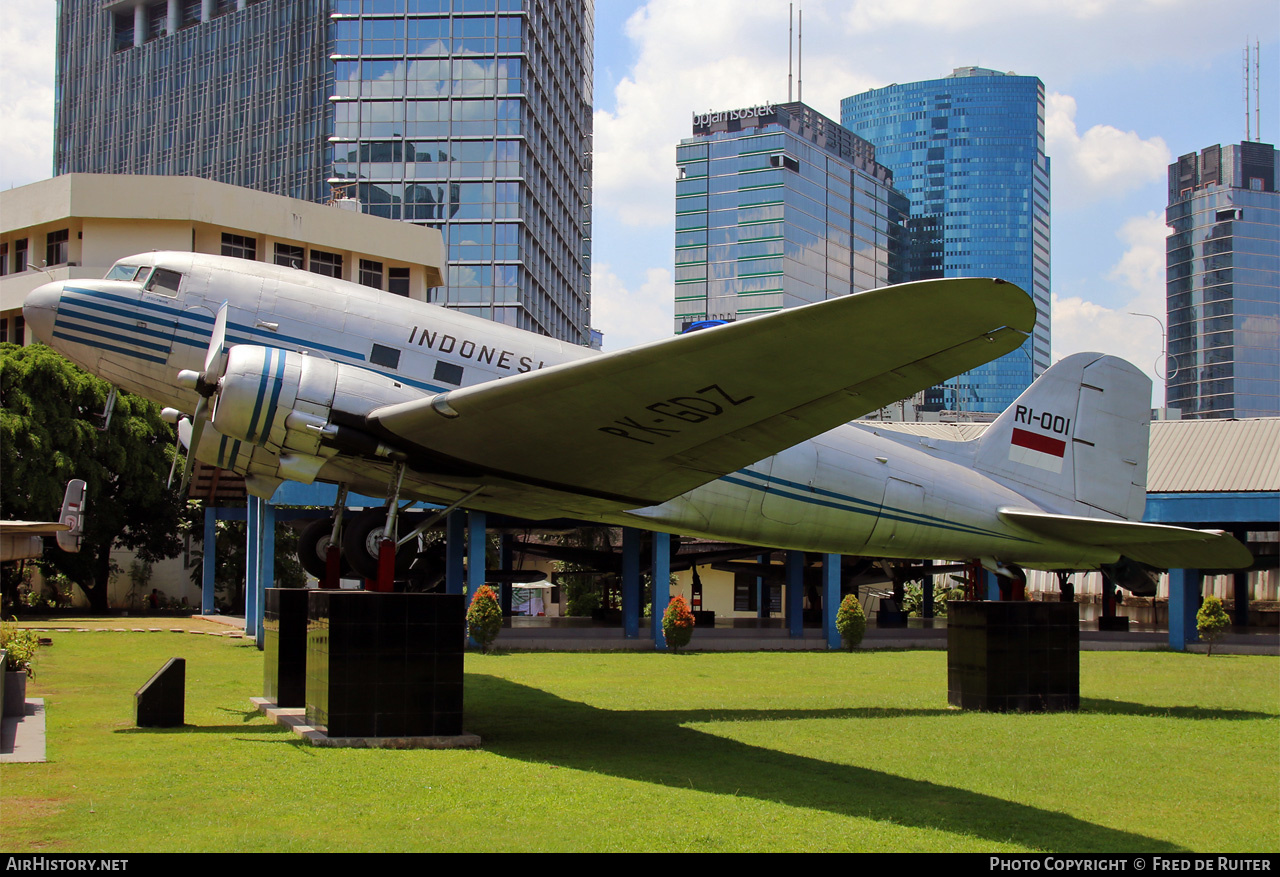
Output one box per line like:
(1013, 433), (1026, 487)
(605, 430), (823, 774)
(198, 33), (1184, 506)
(673, 101), (907, 333)
(54, 0), (592, 344)
(842, 67), (1051, 414)
(1165, 141), (1279, 418)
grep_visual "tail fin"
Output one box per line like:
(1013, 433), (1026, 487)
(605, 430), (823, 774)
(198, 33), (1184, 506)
(975, 353), (1151, 520)
(55, 479), (86, 553)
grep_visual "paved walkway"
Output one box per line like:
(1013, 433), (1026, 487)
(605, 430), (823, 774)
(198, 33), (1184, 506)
(1, 699), (46, 764)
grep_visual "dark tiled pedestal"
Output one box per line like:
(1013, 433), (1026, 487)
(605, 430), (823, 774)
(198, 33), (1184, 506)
(947, 601), (1079, 712)
(306, 592), (465, 738)
(136, 657), (185, 727)
(264, 588), (310, 708)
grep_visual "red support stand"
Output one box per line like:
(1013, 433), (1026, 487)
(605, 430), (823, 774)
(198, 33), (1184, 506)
(322, 543), (342, 590)
(376, 537), (396, 592)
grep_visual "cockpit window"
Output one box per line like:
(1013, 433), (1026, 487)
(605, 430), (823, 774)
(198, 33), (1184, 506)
(105, 263), (147, 282)
(145, 268), (183, 296)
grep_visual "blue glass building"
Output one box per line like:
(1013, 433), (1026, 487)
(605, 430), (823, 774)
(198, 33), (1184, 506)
(55, 0), (592, 344)
(842, 67), (1051, 413)
(673, 101), (907, 333)
(1165, 141), (1279, 418)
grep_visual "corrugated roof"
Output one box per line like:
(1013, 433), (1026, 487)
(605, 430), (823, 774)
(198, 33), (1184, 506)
(870, 417), (1280, 493)
(1147, 418), (1280, 493)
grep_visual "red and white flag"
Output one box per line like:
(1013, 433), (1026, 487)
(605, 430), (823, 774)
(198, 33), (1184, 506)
(1008, 427), (1066, 474)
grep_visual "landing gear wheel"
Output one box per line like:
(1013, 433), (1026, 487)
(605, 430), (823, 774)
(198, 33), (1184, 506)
(341, 507), (417, 582)
(298, 518), (352, 580)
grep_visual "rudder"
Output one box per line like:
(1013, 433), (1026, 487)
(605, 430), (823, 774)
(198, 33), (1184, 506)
(975, 353), (1151, 520)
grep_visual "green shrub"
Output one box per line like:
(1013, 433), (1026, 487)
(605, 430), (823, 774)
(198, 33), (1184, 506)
(1196, 595), (1230, 656)
(902, 581), (964, 617)
(467, 585), (503, 654)
(662, 595), (695, 652)
(1, 617), (40, 676)
(566, 590), (601, 617)
(835, 594), (866, 651)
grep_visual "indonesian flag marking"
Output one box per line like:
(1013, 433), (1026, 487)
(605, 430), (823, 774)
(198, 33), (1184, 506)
(1008, 427), (1066, 474)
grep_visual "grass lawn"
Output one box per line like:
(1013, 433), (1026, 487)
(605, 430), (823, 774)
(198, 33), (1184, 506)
(1, 629), (1276, 852)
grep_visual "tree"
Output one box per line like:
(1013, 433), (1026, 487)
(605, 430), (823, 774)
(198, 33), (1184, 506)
(836, 594), (866, 651)
(467, 585), (503, 653)
(662, 594), (695, 652)
(1196, 595), (1231, 656)
(0, 343), (183, 613)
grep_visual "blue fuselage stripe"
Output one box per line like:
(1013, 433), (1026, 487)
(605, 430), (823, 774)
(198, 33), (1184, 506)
(51, 330), (169, 365)
(54, 314), (172, 355)
(723, 469), (1024, 542)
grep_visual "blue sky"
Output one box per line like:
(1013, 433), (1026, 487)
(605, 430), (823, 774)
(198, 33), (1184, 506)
(3, 0), (1276, 401)
(583, 1), (1277, 407)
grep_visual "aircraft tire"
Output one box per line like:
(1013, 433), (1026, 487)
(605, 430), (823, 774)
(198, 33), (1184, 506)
(341, 507), (416, 581)
(298, 518), (352, 580)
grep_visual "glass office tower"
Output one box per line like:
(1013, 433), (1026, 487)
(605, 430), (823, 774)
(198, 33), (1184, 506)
(56, 0), (331, 203)
(673, 101), (907, 333)
(842, 67), (1051, 414)
(1165, 141), (1279, 418)
(55, 0), (592, 344)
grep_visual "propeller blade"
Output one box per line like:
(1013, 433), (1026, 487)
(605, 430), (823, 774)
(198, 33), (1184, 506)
(178, 399), (208, 494)
(166, 416), (192, 489)
(204, 302), (230, 383)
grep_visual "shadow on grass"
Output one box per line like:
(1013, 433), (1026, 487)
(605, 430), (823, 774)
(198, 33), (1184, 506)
(1079, 699), (1277, 720)
(465, 673), (1182, 853)
(114, 707), (292, 738)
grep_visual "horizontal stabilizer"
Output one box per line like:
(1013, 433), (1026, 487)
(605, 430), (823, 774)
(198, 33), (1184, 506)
(998, 509), (1253, 571)
(369, 278), (1035, 506)
(0, 521), (71, 535)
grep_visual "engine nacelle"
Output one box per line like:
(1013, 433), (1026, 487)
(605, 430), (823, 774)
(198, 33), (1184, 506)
(1101, 557), (1161, 597)
(211, 345), (426, 460)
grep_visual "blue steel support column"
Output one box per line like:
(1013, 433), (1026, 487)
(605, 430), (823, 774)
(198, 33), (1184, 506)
(622, 528), (641, 638)
(1169, 568), (1202, 651)
(651, 532), (670, 649)
(467, 511), (487, 593)
(823, 553), (841, 650)
(786, 550), (804, 638)
(257, 502), (275, 646)
(445, 510), (466, 596)
(986, 571), (1000, 601)
(244, 497), (260, 635)
(202, 506), (216, 614)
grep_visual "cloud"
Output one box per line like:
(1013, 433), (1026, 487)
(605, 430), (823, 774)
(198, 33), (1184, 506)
(1052, 212), (1170, 400)
(589, 262), (675, 351)
(0, 4), (55, 188)
(1046, 94), (1170, 209)
(593, 0), (1264, 231)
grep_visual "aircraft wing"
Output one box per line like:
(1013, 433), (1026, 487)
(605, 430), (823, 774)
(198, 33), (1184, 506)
(369, 278), (1035, 507)
(998, 509), (1254, 571)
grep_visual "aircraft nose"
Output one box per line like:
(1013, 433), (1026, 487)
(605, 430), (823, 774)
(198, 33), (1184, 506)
(23, 281), (62, 344)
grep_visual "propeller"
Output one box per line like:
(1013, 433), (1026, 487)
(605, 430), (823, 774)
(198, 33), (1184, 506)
(173, 303), (230, 493)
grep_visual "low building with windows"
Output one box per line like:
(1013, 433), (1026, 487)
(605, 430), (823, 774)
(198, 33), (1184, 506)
(0, 173), (445, 345)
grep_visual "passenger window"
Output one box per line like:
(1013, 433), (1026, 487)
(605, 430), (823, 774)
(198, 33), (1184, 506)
(145, 268), (183, 296)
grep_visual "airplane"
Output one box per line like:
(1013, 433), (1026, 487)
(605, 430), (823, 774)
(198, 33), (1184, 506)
(1, 479), (87, 563)
(21, 251), (1251, 594)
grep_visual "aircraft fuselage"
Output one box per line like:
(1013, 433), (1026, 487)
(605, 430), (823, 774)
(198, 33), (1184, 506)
(22, 251), (1160, 573)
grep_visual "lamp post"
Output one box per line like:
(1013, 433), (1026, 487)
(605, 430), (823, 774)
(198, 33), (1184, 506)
(1128, 311), (1178, 382)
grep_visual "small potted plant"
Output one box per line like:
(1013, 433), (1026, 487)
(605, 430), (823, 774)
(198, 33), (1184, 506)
(662, 594), (695, 652)
(836, 594), (866, 651)
(467, 585), (503, 654)
(1, 617), (40, 717)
